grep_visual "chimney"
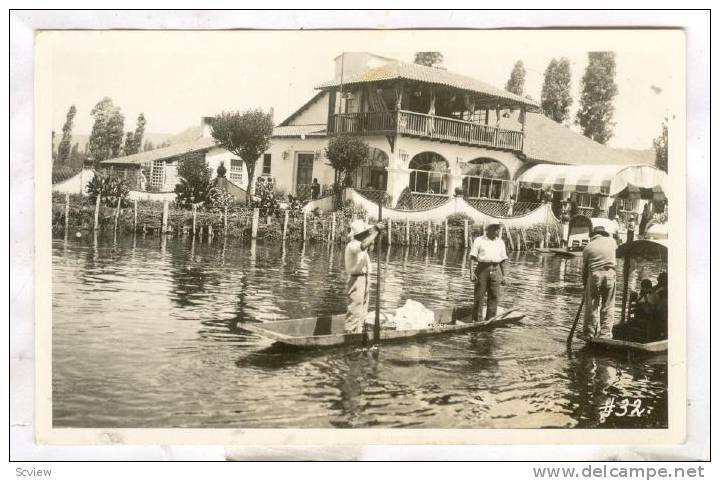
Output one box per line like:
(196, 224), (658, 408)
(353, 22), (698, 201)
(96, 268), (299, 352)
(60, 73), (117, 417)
(201, 116), (213, 138)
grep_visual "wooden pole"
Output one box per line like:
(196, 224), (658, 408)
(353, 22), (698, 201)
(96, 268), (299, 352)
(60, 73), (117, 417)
(64, 193), (70, 236)
(162, 199), (169, 234)
(405, 218), (410, 246)
(192, 204), (197, 236)
(133, 199), (138, 232)
(520, 228), (528, 250)
(426, 220), (431, 247)
(387, 218), (392, 246)
(223, 206), (228, 231)
(374, 201), (383, 342)
(251, 208), (259, 239)
(444, 219), (449, 248)
(331, 212), (336, 242)
(302, 211), (307, 241)
(93, 195), (101, 231)
(507, 226), (516, 251)
(463, 219), (469, 248)
(283, 210), (289, 241)
(208, 224), (213, 239)
(114, 197), (121, 232)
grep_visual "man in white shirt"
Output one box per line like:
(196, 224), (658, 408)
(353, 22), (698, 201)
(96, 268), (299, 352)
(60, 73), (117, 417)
(344, 219), (385, 334)
(469, 222), (508, 322)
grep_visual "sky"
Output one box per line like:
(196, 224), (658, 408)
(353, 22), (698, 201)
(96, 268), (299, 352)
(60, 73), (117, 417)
(43, 29), (684, 150)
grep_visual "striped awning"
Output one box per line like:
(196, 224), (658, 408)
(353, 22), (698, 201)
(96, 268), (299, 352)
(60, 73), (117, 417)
(516, 164), (667, 197)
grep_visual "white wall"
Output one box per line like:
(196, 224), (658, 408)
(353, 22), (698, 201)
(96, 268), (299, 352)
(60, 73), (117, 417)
(263, 136), (334, 196)
(52, 169), (95, 196)
(285, 92), (329, 126)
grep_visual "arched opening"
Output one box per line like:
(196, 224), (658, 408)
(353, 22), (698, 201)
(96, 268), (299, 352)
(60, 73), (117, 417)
(408, 152), (449, 195)
(350, 147), (388, 191)
(461, 158), (511, 200)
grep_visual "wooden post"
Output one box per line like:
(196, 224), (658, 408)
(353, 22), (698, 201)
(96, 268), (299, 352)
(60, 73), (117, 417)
(386, 218), (392, 246)
(302, 211), (307, 241)
(64, 193), (70, 236)
(113, 197), (121, 232)
(162, 199), (169, 234)
(463, 219), (469, 248)
(283, 210), (289, 241)
(426, 220), (431, 247)
(208, 224), (213, 239)
(133, 199), (138, 232)
(444, 219), (449, 248)
(251, 208), (259, 239)
(507, 227), (516, 251)
(331, 212), (336, 242)
(192, 204), (197, 236)
(405, 218), (410, 246)
(520, 228), (528, 250)
(516, 232), (522, 251)
(223, 206), (228, 231)
(93, 195), (101, 231)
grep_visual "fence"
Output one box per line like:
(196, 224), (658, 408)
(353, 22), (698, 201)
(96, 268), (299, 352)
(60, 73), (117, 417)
(51, 192), (562, 251)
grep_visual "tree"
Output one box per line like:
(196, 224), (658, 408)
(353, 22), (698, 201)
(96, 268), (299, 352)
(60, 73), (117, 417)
(69, 142), (86, 168)
(653, 117), (668, 172)
(414, 51), (444, 68)
(505, 60), (526, 96)
(210, 109), (274, 203)
(174, 153), (212, 207)
(57, 105), (77, 165)
(541, 58), (573, 123)
(325, 134), (370, 206)
(575, 51), (618, 144)
(131, 113), (146, 154)
(123, 131), (135, 156)
(88, 97), (125, 163)
(143, 140), (155, 152)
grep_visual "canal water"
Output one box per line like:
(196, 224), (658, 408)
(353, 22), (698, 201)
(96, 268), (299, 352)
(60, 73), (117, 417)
(52, 235), (667, 429)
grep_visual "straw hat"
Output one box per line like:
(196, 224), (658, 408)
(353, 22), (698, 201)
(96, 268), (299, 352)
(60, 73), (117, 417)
(349, 219), (371, 240)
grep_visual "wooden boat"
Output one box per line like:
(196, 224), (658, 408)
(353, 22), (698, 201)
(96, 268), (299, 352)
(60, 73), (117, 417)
(549, 247), (583, 258)
(586, 337), (667, 353)
(238, 307), (525, 349)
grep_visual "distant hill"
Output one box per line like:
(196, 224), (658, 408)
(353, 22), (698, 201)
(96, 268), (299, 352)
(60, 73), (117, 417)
(52, 132), (174, 152)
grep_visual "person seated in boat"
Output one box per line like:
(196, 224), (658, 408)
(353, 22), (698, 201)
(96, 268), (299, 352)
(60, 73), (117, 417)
(344, 219), (385, 334)
(648, 272), (668, 340)
(613, 279), (654, 342)
(469, 222), (508, 322)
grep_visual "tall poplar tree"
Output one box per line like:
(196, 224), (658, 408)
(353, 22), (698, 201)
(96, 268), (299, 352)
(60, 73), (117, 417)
(575, 51), (618, 144)
(57, 105), (77, 164)
(88, 97), (125, 163)
(541, 58), (573, 123)
(505, 60), (526, 96)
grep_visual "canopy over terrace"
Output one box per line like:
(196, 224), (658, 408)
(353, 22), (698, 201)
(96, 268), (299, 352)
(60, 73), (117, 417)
(516, 164), (668, 201)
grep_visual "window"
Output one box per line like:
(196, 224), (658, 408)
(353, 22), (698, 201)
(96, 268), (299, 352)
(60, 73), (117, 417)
(229, 158), (244, 183)
(576, 193), (599, 208)
(150, 160), (165, 188)
(462, 176), (506, 200)
(262, 154), (272, 175)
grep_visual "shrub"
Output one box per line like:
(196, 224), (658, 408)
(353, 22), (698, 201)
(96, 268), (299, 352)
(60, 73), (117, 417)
(446, 212), (474, 227)
(86, 173), (130, 207)
(252, 176), (281, 217)
(52, 165), (80, 184)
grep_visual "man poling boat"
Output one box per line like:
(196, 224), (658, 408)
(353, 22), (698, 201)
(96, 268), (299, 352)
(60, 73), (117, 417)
(580, 225), (617, 341)
(343, 218), (385, 335)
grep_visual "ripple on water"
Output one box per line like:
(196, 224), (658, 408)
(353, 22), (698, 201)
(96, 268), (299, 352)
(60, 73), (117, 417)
(51, 236), (668, 429)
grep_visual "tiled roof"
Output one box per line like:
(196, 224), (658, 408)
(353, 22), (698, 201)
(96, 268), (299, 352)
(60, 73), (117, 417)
(272, 124), (327, 137)
(100, 137), (217, 165)
(500, 113), (648, 167)
(316, 60), (539, 108)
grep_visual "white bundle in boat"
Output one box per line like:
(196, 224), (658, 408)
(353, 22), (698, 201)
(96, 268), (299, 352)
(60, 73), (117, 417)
(393, 299), (435, 331)
(364, 311), (396, 330)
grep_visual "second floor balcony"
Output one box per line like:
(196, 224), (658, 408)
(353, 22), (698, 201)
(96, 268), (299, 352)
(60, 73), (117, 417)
(327, 110), (524, 152)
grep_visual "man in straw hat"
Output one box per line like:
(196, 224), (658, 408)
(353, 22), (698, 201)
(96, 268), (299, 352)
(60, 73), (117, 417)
(469, 222), (508, 322)
(581, 225), (617, 339)
(344, 219), (385, 334)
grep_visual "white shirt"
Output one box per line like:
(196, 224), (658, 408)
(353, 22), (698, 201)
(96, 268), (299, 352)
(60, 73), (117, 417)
(470, 235), (508, 263)
(344, 240), (371, 276)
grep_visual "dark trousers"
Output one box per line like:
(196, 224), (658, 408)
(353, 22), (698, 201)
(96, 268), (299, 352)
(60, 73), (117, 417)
(473, 263), (503, 321)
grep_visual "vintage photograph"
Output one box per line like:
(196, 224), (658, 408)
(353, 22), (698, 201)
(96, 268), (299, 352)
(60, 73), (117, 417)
(40, 27), (682, 437)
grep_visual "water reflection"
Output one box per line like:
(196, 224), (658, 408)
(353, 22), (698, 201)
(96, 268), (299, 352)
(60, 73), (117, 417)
(52, 236), (668, 429)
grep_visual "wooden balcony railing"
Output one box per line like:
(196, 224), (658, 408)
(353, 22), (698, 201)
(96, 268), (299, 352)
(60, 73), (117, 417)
(327, 110), (524, 152)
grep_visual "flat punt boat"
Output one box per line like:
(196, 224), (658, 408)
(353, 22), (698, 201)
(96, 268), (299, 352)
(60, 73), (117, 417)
(238, 307), (525, 349)
(585, 337), (668, 354)
(550, 248), (583, 258)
